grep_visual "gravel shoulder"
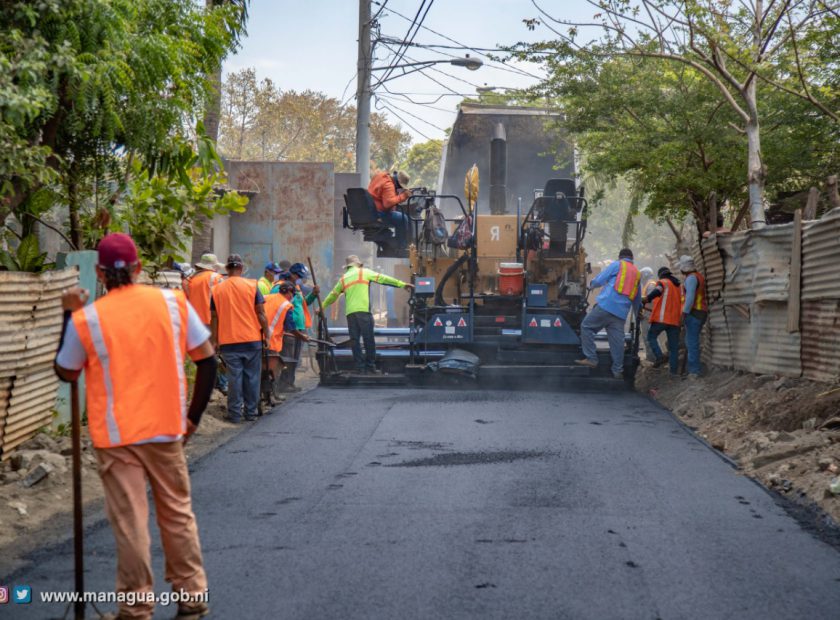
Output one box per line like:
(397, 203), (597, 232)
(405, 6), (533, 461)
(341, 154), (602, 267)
(637, 364), (840, 527)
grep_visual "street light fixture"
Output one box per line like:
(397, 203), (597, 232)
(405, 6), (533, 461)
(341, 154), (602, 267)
(371, 55), (483, 84)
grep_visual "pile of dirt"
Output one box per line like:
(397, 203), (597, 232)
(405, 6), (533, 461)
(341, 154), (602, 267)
(638, 366), (840, 524)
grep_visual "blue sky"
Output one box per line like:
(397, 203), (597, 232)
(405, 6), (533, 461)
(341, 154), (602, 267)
(225, 0), (594, 143)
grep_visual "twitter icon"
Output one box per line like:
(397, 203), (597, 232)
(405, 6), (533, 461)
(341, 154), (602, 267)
(12, 585), (31, 604)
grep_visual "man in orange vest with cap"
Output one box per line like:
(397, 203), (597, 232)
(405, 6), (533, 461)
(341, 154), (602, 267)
(210, 254), (270, 422)
(576, 248), (642, 379)
(643, 266), (682, 375)
(55, 233), (216, 620)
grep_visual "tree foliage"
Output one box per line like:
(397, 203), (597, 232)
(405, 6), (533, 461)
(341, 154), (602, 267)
(398, 139), (443, 190)
(218, 68), (412, 174)
(511, 2), (840, 232)
(1, 0), (247, 268)
(517, 1), (840, 228)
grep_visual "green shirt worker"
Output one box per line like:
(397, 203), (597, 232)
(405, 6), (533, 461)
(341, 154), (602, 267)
(322, 255), (413, 374)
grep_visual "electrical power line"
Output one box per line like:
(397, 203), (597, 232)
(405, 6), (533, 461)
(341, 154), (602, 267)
(374, 94), (448, 131)
(376, 0), (433, 87)
(375, 100), (435, 140)
(377, 92), (455, 113)
(379, 4), (543, 80)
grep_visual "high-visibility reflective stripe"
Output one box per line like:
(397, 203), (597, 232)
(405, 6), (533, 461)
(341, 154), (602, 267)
(658, 285), (668, 323)
(341, 269), (369, 291)
(617, 264), (628, 293)
(268, 300), (292, 338)
(161, 290), (187, 428)
(82, 304), (121, 446)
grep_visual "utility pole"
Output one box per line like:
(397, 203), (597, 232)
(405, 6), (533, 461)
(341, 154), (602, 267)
(355, 0), (372, 187)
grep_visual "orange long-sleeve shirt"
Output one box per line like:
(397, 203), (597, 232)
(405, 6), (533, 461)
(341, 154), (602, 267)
(368, 172), (410, 212)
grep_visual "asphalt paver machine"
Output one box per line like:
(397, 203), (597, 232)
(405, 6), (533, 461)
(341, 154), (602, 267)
(320, 131), (640, 387)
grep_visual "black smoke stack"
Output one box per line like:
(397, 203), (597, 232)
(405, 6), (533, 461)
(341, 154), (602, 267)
(489, 123), (507, 214)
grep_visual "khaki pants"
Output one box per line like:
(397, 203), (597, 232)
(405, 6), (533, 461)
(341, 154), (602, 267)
(96, 441), (207, 619)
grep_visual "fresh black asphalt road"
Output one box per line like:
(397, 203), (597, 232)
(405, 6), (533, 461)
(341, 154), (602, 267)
(6, 386), (840, 619)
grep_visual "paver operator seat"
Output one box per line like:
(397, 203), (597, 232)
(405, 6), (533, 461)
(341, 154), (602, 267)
(342, 188), (407, 258)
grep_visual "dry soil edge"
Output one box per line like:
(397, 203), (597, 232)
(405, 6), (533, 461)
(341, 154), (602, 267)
(637, 371), (840, 552)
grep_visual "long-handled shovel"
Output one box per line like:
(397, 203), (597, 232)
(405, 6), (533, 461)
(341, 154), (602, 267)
(71, 380), (85, 620)
(307, 258), (339, 374)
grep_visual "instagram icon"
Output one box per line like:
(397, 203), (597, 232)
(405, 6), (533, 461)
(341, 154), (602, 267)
(0, 586), (8, 604)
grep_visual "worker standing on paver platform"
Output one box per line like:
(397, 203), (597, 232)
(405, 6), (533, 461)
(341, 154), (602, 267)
(679, 255), (708, 379)
(54, 233), (216, 620)
(643, 266), (682, 375)
(575, 248), (642, 378)
(211, 254), (269, 422)
(322, 255), (414, 374)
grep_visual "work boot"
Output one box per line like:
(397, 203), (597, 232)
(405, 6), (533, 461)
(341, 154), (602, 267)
(365, 367), (383, 375)
(652, 356), (665, 368)
(574, 358), (597, 369)
(175, 602), (210, 619)
(612, 372), (623, 380)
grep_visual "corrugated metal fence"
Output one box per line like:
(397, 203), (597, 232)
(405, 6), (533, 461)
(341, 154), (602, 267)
(0, 268), (79, 458)
(697, 208), (840, 382)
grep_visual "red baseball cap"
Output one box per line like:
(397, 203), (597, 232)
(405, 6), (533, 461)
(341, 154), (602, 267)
(98, 233), (139, 269)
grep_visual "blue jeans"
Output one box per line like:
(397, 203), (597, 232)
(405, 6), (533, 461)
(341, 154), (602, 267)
(347, 311), (376, 371)
(580, 305), (627, 375)
(683, 313), (707, 375)
(380, 209), (408, 247)
(221, 344), (261, 420)
(647, 322), (680, 374)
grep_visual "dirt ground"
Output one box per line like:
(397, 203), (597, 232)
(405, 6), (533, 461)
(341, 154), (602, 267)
(0, 365), (320, 577)
(637, 364), (840, 525)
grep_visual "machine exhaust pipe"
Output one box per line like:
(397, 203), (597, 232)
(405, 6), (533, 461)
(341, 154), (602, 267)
(489, 122), (507, 215)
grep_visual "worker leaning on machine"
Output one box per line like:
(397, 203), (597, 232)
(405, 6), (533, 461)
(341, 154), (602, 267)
(322, 255), (414, 374)
(54, 233), (215, 620)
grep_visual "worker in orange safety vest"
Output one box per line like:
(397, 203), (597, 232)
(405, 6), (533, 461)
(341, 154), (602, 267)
(210, 254), (270, 422)
(679, 254), (708, 378)
(368, 170), (412, 248)
(643, 266), (682, 375)
(263, 281), (310, 397)
(576, 248), (643, 379)
(55, 233), (216, 620)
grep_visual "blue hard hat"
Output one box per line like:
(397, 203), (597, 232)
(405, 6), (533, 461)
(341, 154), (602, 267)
(265, 261), (282, 273)
(276, 270), (292, 282)
(289, 262), (309, 278)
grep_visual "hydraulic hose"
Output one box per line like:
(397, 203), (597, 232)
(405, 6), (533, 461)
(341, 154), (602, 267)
(435, 252), (470, 306)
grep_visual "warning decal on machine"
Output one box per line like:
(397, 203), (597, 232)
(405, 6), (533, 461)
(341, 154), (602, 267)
(554, 318), (562, 327)
(433, 318), (443, 327)
(457, 317), (467, 327)
(528, 318), (538, 327)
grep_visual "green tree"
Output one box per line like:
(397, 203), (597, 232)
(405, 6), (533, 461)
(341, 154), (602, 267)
(398, 139), (443, 190)
(0, 0), (246, 262)
(217, 68), (412, 173)
(520, 1), (839, 228)
(513, 33), (839, 234)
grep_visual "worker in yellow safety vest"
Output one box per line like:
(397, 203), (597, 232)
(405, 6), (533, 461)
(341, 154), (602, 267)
(322, 255), (414, 374)
(54, 233), (215, 620)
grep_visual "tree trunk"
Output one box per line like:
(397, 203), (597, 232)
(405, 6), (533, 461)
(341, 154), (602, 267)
(744, 96), (766, 229)
(191, 0), (224, 264)
(67, 176), (81, 250)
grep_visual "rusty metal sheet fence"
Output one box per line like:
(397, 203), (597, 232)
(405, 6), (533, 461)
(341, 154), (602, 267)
(697, 208), (840, 381)
(0, 268), (79, 458)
